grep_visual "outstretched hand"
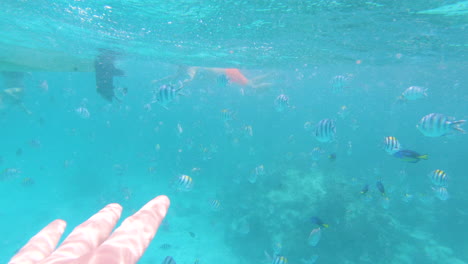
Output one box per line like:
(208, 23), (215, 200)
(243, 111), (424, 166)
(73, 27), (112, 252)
(9, 195), (170, 264)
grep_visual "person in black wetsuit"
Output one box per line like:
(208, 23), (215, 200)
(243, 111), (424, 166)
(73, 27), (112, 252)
(94, 50), (125, 102)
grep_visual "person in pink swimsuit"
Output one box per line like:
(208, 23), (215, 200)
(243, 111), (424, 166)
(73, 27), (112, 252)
(153, 65), (272, 91)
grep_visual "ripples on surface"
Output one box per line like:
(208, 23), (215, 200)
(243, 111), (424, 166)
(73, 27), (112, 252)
(0, 0), (466, 68)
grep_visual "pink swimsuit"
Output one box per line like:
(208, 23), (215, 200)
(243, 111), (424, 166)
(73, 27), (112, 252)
(225, 68), (249, 86)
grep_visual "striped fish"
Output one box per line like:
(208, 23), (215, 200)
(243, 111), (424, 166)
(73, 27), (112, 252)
(221, 109), (235, 122)
(161, 256), (176, 264)
(174, 174), (193, 191)
(383, 136), (401, 154)
(433, 187), (450, 201)
(331, 75), (349, 94)
(429, 169), (448, 187)
(399, 86), (428, 101)
(154, 84), (183, 109)
(417, 113), (466, 137)
(159, 243), (171, 250)
(314, 119), (336, 143)
(272, 256), (288, 264)
(209, 199), (222, 211)
(308, 228), (321, 247)
(274, 94), (289, 112)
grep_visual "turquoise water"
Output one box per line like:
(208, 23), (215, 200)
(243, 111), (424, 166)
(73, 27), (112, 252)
(1, 1), (468, 263)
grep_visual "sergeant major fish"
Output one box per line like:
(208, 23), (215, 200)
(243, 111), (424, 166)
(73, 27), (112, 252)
(314, 119), (336, 143)
(383, 136), (401, 154)
(429, 169), (448, 187)
(417, 113), (465, 137)
(154, 83), (184, 109)
(398, 86), (428, 101)
(274, 94), (289, 112)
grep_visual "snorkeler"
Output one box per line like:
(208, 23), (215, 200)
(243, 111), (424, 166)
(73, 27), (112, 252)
(152, 65), (273, 92)
(94, 50), (125, 102)
(1, 49), (125, 104)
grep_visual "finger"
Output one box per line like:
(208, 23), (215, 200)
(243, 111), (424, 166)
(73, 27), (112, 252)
(9, 219), (66, 264)
(44, 203), (122, 263)
(86, 195), (170, 264)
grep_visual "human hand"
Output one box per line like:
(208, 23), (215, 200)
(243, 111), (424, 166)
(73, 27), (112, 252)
(9, 195), (170, 264)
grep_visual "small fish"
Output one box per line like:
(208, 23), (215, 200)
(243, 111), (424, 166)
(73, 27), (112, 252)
(1, 168), (21, 180)
(337, 105), (350, 119)
(16, 148), (23, 156)
(21, 177), (35, 186)
(360, 184), (369, 195)
(243, 125), (253, 137)
(308, 228), (321, 247)
(383, 136), (401, 154)
(221, 109), (235, 122)
(29, 139), (42, 148)
(433, 187), (450, 201)
(188, 231), (196, 238)
(248, 165), (265, 184)
(328, 153), (336, 161)
(376, 181), (386, 196)
(429, 169), (448, 187)
(176, 123), (183, 135)
(310, 147), (323, 161)
(209, 199), (222, 211)
(174, 174), (193, 191)
(417, 113), (465, 137)
(304, 121), (313, 131)
(193, 258), (201, 264)
(331, 74), (350, 94)
(255, 164), (265, 176)
(393, 149), (428, 163)
(398, 86), (428, 101)
(272, 241), (282, 256)
(314, 119), (336, 143)
(274, 94), (289, 112)
(159, 243), (172, 250)
(154, 84), (183, 109)
(75, 107), (90, 119)
(346, 141), (353, 155)
(272, 256), (288, 264)
(402, 193), (413, 203)
(161, 256), (176, 264)
(310, 216), (329, 228)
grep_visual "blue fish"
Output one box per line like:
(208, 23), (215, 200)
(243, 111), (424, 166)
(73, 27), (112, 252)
(376, 181), (386, 196)
(310, 216), (329, 228)
(393, 149), (428, 163)
(360, 184), (369, 195)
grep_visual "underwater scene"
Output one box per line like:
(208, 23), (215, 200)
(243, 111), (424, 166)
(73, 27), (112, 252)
(1, 0), (467, 263)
